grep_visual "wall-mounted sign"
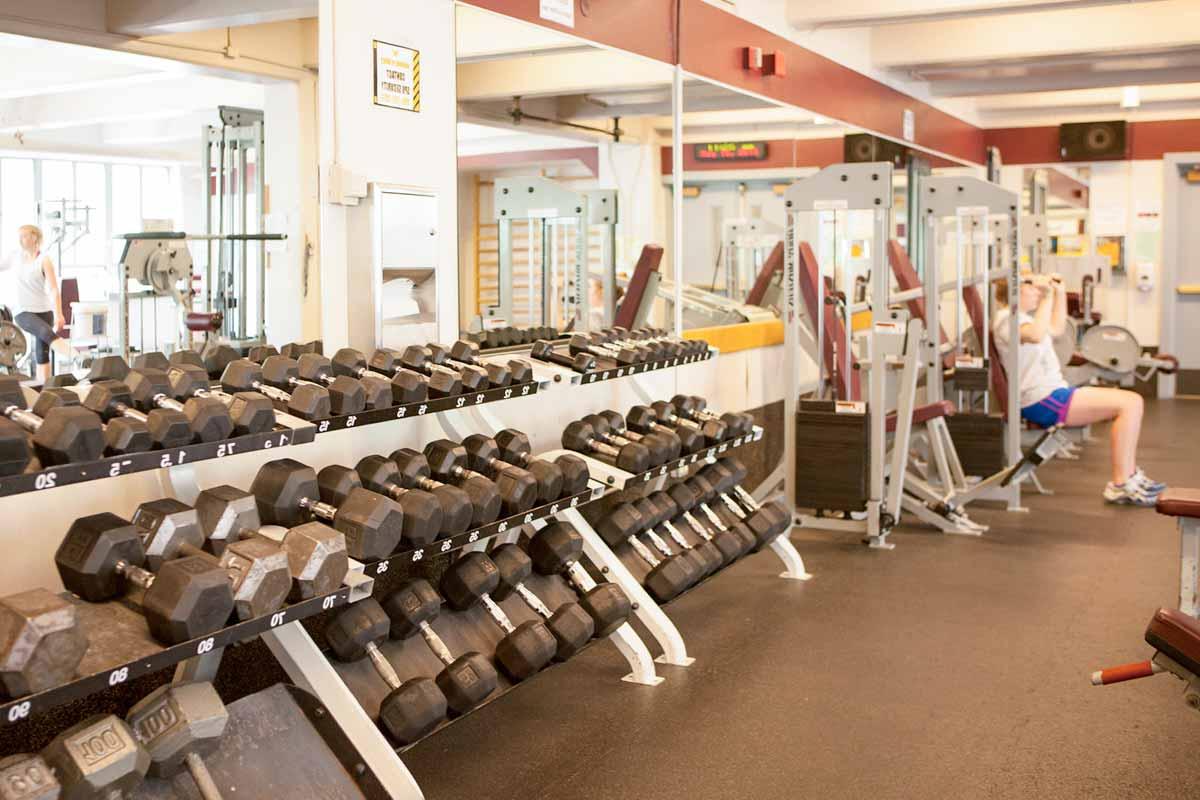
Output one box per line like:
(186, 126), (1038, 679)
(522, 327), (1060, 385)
(540, 0), (575, 27)
(374, 40), (420, 113)
(902, 109), (915, 142)
(693, 142), (769, 162)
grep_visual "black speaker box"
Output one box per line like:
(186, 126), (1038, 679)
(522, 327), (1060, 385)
(1059, 121), (1128, 161)
(844, 133), (909, 167)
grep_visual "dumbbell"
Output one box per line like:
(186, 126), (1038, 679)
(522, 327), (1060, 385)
(131, 351), (170, 371)
(608, 327), (679, 359)
(463, 434), (560, 505)
(702, 460), (791, 547)
(246, 344), (278, 363)
(440, 552), (556, 681)
(525, 521), (631, 637)
(280, 340), (323, 358)
(561, 420), (650, 473)
(355, 453), (469, 539)
(594, 329), (656, 362)
(127, 681), (227, 800)
(132, 498), (291, 620)
(42, 714), (149, 798)
(456, 436), (540, 513)
(592, 503), (692, 602)
(202, 344), (243, 379)
(629, 497), (703, 587)
(664, 481), (744, 566)
(42, 354), (130, 388)
(383, 579), (498, 713)
(35, 387), (152, 456)
(261, 356), (343, 419)
(529, 341), (595, 373)
(194, 483), (350, 600)
(251, 458), (401, 562)
(0, 376), (104, 465)
(56, 513), (235, 644)
(446, 340), (534, 386)
(645, 492), (724, 577)
(400, 346), (489, 397)
(330, 348), (427, 405)
(126, 368), (234, 443)
(289, 353), (366, 415)
(325, 598), (448, 745)
(221, 359), (331, 421)
(0, 419), (28, 477)
(493, 428), (590, 499)
(168, 350), (207, 372)
(166, 364), (277, 436)
(490, 543), (593, 661)
(364, 347), (458, 400)
(585, 413), (673, 466)
(427, 342), (508, 388)
(673, 395), (753, 438)
(568, 333), (638, 367)
(685, 474), (757, 555)
(650, 400), (726, 444)
(75, 379), (192, 451)
(0, 588), (88, 697)
(422, 440), (516, 521)
(0, 752), (61, 798)
(623, 405), (701, 455)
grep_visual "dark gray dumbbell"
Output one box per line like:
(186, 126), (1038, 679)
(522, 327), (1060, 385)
(699, 461), (790, 549)
(220, 358), (331, 421)
(35, 387), (151, 456)
(332, 348), (428, 405)
(0, 588), (88, 697)
(0, 418), (29, 477)
(126, 681), (227, 800)
(446, 341), (534, 386)
(426, 342), (508, 388)
(320, 464), (443, 550)
(526, 522), (631, 638)
(464, 433), (561, 504)
(685, 474), (757, 556)
(630, 497), (704, 587)
(594, 502), (691, 602)
(279, 340), (322, 358)
(125, 368), (234, 444)
(665, 481), (743, 566)
(0, 376), (104, 465)
(76, 379), (192, 451)
(649, 400), (726, 445)
(132, 351), (171, 371)
(55, 513), (236, 644)
(357, 453), (470, 538)
(673, 394), (753, 437)
(645, 492), (724, 576)
(561, 420), (650, 473)
(398, 346), (482, 398)
(298, 353), (391, 411)
(251, 458), (401, 562)
(490, 543), (593, 662)
(454, 436), (541, 514)
(0, 752), (61, 799)
(325, 599), (448, 745)
(167, 364), (277, 436)
(202, 344), (243, 379)
(382, 579), (498, 715)
(42, 714), (149, 799)
(246, 345), (279, 363)
(584, 413), (672, 466)
(493, 428), (590, 499)
(620, 406), (697, 455)
(420, 441), (507, 525)
(440, 552), (557, 681)
(529, 341), (595, 373)
(568, 333), (638, 366)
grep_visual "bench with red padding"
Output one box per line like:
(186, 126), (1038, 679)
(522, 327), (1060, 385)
(885, 400), (955, 434)
(1158, 489), (1200, 520)
(1092, 608), (1200, 691)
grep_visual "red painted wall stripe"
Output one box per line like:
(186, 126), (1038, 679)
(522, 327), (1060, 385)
(985, 120), (1200, 164)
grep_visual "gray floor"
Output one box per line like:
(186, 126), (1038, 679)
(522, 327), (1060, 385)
(402, 398), (1199, 799)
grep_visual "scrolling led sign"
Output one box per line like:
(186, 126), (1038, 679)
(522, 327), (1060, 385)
(693, 142), (769, 162)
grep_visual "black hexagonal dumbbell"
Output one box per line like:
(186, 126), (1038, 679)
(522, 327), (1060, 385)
(529, 340), (595, 373)
(664, 480), (744, 567)
(84, 354), (133, 383)
(330, 347), (427, 406)
(440, 552), (556, 681)
(427, 342), (509, 389)
(493, 428), (590, 499)
(200, 344), (243, 380)
(458, 435), (542, 510)
(684, 473), (757, 556)
(490, 543), (593, 662)
(132, 351), (171, 371)
(280, 340), (323, 358)
(294, 352), (367, 415)
(525, 521), (631, 638)
(424, 439), (527, 520)
(593, 502), (692, 603)
(700, 459), (791, 548)
(463, 433), (560, 505)
(325, 598), (449, 745)
(298, 352), (392, 411)
(673, 394), (753, 438)
(649, 400), (726, 445)
(0, 418), (30, 477)
(35, 386), (151, 457)
(561, 420), (650, 473)
(0, 375), (104, 465)
(260, 355), (346, 420)
(193, 483), (349, 601)
(166, 363), (277, 436)
(132, 498), (291, 620)
(569, 333), (639, 367)
(414, 442), (504, 526)
(76, 379), (193, 451)
(399, 346), (488, 398)
(246, 344), (279, 363)
(630, 496), (704, 587)
(382, 579), (498, 714)
(220, 358), (331, 421)
(583, 412), (672, 467)
(594, 329), (655, 362)
(250, 458), (403, 562)
(55, 512), (235, 644)
(445, 339), (535, 386)
(0, 587), (88, 698)
(644, 491), (724, 577)
(353, 453), (467, 540)
(623, 405), (702, 455)
(125, 368), (234, 443)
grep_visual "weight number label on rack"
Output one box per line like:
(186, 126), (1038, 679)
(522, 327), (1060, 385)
(411, 549), (424, 562)
(108, 667), (129, 686)
(318, 421), (330, 432)
(475, 394), (486, 405)
(108, 461), (131, 477)
(497, 521), (508, 533)
(7, 702), (30, 723)
(216, 443), (237, 458)
(418, 405), (428, 416)
(570, 496), (580, 507)
(34, 473), (57, 490)
(375, 560), (390, 574)
(396, 406), (407, 419)
(520, 385), (531, 395)
(468, 531), (479, 543)
(269, 611), (287, 627)
(345, 416), (357, 427)
(322, 595), (338, 610)
(196, 637), (216, 655)
(440, 540), (452, 553)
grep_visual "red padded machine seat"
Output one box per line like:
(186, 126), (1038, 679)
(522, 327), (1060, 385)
(885, 400), (955, 433)
(1157, 489), (1200, 520)
(1146, 607), (1200, 677)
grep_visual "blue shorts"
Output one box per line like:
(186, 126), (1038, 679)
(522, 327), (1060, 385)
(1021, 387), (1075, 429)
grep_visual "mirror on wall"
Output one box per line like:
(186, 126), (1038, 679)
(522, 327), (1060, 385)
(453, 4), (674, 343)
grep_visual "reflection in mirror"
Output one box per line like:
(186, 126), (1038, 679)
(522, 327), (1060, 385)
(453, 4), (674, 348)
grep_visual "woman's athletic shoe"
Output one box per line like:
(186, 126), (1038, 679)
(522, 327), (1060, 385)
(1130, 467), (1166, 494)
(1103, 480), (1159, 507)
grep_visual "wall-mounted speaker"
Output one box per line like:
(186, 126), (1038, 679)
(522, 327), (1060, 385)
(844, 133), (909, 167)
(1059, 121), (1128, 161)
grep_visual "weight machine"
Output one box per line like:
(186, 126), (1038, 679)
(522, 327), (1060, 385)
(720, 217), (781, 301)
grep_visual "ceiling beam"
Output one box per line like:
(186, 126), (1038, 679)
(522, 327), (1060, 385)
(106, 0), (316, 35)
(928, 66), (1200, 96)
(794, 0), (1152, 30)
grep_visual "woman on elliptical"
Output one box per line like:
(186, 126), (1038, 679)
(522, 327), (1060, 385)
(993, 270), (1164, 506)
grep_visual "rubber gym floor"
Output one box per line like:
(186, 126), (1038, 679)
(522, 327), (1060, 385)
(403, 398), (1198, 800)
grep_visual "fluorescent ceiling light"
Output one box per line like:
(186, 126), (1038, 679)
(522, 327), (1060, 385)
(1121, 86), (1141, 108)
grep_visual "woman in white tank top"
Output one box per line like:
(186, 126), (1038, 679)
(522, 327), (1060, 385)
(5, 224), (68, 382)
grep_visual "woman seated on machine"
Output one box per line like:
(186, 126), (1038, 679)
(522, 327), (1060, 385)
(993, 270), (1165, 507)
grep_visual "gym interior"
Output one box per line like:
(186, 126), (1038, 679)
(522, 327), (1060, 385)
(0, 1), (1196, 797)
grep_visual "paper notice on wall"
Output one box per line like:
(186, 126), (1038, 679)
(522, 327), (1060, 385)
(374, 40), (420, 113)
(540, 0), (575, 27)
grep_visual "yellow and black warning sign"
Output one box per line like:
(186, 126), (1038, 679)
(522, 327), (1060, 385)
(373, 40), (420, 113)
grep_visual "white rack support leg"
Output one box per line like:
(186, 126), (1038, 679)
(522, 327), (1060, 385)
(561, 506), (694, 668)
(1179, 516), (1200, 618)
(769, 532), (810, 581)
(263, 622), (425, 800)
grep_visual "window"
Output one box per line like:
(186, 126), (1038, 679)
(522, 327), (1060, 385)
(0, 159), (35, 256)
(73, 163), (106, 267)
